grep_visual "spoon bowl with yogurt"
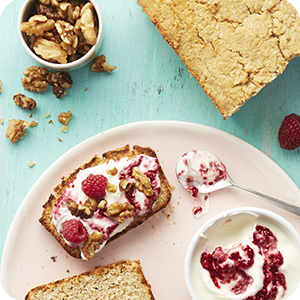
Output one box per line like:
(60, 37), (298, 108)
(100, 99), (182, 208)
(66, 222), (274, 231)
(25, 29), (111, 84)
(176, 149), (300, 217)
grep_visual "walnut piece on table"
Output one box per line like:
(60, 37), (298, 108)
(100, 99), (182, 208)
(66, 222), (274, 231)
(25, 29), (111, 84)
(13, 93), (36, 110)
(6, 119), (30, 143)
(47, 71), (73, 98)
(28, 159), (35, 167)
(91, 55), (117, 73)
(21, 66), (49, 93)
(58, 110), (72, 124)
(53, 85), (66, 98)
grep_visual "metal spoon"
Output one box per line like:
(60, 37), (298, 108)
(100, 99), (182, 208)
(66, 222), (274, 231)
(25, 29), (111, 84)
(176, 149), (300, 216)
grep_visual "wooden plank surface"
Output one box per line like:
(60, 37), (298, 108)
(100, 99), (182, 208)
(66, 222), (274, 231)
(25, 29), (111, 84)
(1, 0), (300, 268)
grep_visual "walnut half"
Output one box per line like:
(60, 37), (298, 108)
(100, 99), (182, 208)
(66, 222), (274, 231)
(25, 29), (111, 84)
(21, 65), (49, 93)
(58, 110), (72, 125)
(132, 167), (154, 197)
(82, 231), (104, 260)
(67, 198), (98, 219)
(13, 93), (36, 110)
(91, 55), (117, 73)
(6, 119), (29, 143)
(104, 202), (136, 224)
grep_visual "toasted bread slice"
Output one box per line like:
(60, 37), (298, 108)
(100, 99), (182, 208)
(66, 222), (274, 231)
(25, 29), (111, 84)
(25, 259), (155, 299)
(136, 0), (300, 118)
(39, 145), (172, 259)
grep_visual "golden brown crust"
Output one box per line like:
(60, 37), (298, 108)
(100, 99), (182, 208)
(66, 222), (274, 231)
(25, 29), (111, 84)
(25, 260), (156, 300)
(39, 145), (172, 259)
(136, 0), (300, 119)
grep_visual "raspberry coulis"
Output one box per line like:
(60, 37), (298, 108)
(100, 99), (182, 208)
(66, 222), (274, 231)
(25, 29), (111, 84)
(201, 225), (286, 300)
(119, 155), (161, 215)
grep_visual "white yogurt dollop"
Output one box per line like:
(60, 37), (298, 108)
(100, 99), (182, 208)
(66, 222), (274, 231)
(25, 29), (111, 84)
(177, 150), (227, 217)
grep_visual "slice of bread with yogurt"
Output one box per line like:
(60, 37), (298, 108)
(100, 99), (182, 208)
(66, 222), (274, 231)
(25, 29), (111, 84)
(39, 145), (172, 259)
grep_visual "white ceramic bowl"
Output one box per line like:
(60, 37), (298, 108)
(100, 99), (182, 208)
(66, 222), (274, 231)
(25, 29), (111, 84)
(184, 207), (300, 300)
(18, 0), (103, 71)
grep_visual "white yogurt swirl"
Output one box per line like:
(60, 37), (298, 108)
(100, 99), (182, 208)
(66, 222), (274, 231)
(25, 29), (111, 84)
(52, 154), (161, 259)
(190, 212), (300, 300)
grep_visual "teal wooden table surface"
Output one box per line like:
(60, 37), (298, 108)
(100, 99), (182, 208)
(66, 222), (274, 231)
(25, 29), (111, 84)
(1, 0), (300, 270)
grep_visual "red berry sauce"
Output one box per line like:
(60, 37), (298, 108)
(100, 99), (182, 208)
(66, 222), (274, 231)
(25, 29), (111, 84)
(200, 225), (286, 299)
(119, 155), (160, 215)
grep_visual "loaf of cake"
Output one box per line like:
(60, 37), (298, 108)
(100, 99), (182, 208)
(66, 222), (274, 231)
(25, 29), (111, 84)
(39, 145), (172, 259)
(136, 0), (300, 119)
(25, 260), (155, 299)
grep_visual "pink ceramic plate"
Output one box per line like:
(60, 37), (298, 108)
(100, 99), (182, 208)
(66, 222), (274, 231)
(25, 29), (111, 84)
(2, 121), (300, 299)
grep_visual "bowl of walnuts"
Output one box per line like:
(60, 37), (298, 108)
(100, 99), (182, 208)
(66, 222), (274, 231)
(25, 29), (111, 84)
(18, 0), (103, 71)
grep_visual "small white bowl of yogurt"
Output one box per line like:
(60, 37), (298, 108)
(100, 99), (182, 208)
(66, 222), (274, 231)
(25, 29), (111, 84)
(184, 207), (300, 300)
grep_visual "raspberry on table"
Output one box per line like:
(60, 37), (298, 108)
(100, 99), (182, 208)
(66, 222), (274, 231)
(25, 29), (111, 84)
(62, 219), (88, 244)
(81, 173), (108, 199)
(278, 113), (300, 150)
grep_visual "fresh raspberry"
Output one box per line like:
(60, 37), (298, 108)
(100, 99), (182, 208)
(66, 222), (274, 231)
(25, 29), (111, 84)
(278, 113), (300, 150)
(81, 174), (108, 199)
(62, 219), (88, 243)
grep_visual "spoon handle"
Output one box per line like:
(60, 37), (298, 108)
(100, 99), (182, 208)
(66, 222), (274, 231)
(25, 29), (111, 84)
(231, 183), (300, 216)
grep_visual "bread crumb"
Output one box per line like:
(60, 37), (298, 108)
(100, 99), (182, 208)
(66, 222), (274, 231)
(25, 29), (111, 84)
(0, 118), (3, 125)
(84, 87), (88, 91)
(28, 159), (35, 167)
(45, 113), (50, 118)
(58, 137), (63, 142)
(0, 80), (2, 92)
(49, 120), (53, 124)
(50, 256), (57, 262)
(152, 226), (157, 230)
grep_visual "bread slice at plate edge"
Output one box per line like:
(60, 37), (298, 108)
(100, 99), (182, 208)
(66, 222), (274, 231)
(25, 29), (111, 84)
(25, 259), (156, 300)
(39, 144), (172, 259)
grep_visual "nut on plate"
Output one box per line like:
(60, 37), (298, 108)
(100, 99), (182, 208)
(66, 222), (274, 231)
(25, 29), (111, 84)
(91, 55), (117, 73)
